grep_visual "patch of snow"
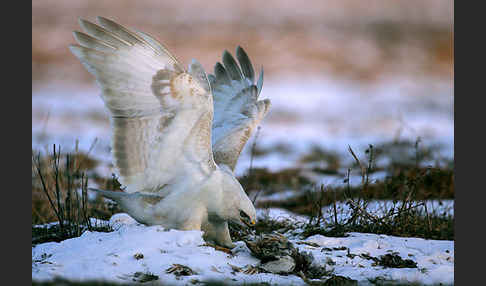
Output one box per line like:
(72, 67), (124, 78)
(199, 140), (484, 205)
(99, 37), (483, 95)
(303, 233), (453, 285)
(257, 208), (308, 224)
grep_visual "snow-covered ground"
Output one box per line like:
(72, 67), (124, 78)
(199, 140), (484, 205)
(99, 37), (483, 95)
(32, 211), (454, 285)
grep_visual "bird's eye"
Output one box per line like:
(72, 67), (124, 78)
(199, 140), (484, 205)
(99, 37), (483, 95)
(240, 210), (250, 219)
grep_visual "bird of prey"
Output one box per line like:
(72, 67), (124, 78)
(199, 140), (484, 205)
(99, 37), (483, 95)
(69, 17), (270, 248)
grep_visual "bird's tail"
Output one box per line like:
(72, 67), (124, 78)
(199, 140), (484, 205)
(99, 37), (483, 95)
(89, 188), (165, 225)
(89, 188), (164, 205)
(89, 188), (129, 203)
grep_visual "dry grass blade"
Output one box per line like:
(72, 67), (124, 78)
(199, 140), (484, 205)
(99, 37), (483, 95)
(33, 152), (62, 223)
(166, 264), (196, 276)
(250, 126), (262, 204)
(347, 145), (365, 184)
(201, 243), (233, 254)
(346, 199), (382, 225)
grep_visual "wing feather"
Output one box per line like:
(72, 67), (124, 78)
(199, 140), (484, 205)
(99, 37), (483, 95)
(222, 50), (243, 81)
(70, 17), (215, 193)
(236, 46), (255, 82)
(210, 47), (271, 171)
(214, 62), (232, 86)
(133, 29), (182, 68)
(188, 59), (211, 93)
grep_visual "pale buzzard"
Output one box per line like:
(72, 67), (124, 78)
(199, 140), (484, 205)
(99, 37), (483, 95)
(69, 17), (270, 248)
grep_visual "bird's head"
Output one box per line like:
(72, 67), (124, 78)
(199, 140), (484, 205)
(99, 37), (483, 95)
(235, 195), (257, 228)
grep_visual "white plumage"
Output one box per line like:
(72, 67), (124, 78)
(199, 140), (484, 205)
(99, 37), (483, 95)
(69, 17), (270, 247)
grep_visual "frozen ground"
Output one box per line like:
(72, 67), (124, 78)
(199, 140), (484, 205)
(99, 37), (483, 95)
(32, 211), (454, 285)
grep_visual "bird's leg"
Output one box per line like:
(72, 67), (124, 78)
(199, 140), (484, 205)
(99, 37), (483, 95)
(202, 220), (235, 249)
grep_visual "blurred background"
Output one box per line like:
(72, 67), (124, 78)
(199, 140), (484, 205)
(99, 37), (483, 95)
(32, 0), (453, 179)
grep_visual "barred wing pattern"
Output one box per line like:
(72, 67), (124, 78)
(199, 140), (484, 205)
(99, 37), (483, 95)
(208, 47), (271, 171)
(70, 17), (216, 193)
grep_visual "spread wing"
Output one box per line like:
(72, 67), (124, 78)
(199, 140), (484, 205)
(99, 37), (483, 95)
(70, 17), (216, 193)
(208, 47), (271, 172)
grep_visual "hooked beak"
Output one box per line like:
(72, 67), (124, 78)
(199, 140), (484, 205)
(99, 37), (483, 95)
(239, 210), (256, 228)
(240, 217), (256, 228)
